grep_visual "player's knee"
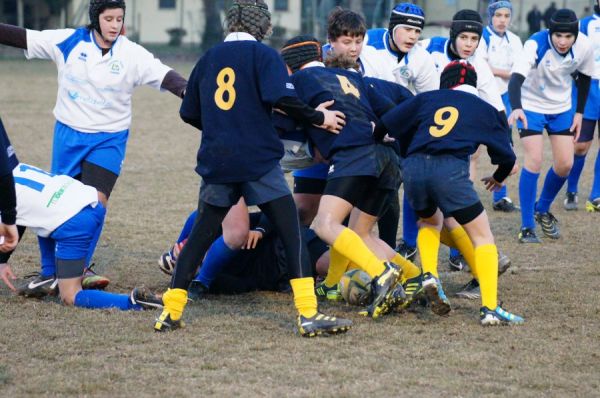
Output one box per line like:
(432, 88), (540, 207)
(297, 206), (316, 226)
(312, 214), (332, 241)
(554, 161), (573, 177)
(524, 156), (543, 173)
(222, 227), (249, 250)
(574, 142), (591, 156)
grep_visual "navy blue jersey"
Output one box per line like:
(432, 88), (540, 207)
(363, 77), (414, 105)
(382, 89), (515, 166)
(291, 67), (392, 159)
(180, 40), (296, 183)
(0, 117), (18, 176)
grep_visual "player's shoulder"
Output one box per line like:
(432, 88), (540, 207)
(505, 30), (523, 46)
(365, 28), (388, 50)
(573, 32), (592, 51)
(424, 37), (448, 54)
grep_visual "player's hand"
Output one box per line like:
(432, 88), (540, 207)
(508, 109), (527, 130)
(243, 230), (263, 250)
(570, 112), (583, 143)
(0, 262), (17, 292)
(481, 176), (503, 192)
(0, 224), (18, 253)
(316, 100), (345, 134)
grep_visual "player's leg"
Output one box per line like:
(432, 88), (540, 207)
(377, 192), (400, 248)
(397, 191), (418, 261)
(518, 129), (544, 243)
(158, 209), (198, 275)
(565, 121), (594, 210)
(587, 121), (600, 211)
(534, 132), (575, 239)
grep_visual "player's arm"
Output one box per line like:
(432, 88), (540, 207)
(161, 70), (188, 99)
(481, 111), (517, 190)
(179, 62), (203, 130)
(507, 38), (537, 128)
(0, 171), (18, 253)
(0, 23), (27, 49)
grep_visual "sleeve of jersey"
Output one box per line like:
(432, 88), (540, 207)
(179, 62), (203, 130)
(365, 82), (396, 117)
(577, 38), (596, 78)
(133, 43), (172, 89)
(25, 29), (73, 62)
(380, 96), (421, 139)
(510, 39), (537, 78)
(476, 60), (505, 111)
(414, 53), (440, 93)
(256, 47), (297, 105)
(484, 111), (517, 182)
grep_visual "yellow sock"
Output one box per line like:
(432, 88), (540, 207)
(391, 253), (421, 281)
(440, 227), (455, 248)
(323, 247), (350, 287)
(417, 226), (440, 278)
(449, 225), (478, 279)
(475, 244), (498, 310)
(290, 277), (318, 318)
(347, 262), (360, 271)
(332, 228), (385, 278)
(162, 288), (188, 321)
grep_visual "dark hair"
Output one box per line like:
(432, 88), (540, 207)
(88, 0), (126, 33)
(327, 7), (366, 41)
(324, 53), (360, 70)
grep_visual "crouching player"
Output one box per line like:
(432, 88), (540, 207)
(379, 61), (524, 325)
(0, 117), (161, 310)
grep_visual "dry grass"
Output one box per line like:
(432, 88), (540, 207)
(0, 60), (599, 397)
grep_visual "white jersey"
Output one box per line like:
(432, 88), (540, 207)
(420, 37), (505, 111)
(511, 30), (595, 114)
(25, 27), (172, 133)
(580, 14), (600, 79)
(477, 26), (523, 94)
(361, 28), (439, 94)
(13, 163), (98, 237)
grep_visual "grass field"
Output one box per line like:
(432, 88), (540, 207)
(0, 60), (599, 397)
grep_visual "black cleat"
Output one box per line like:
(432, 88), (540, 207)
(130, 287), (163, 310)
(395, 240), (417, 262)
(518, 227), (541, 243)
(448, 254), (467, 272)
(498, 251), (512, 275)
(188, 280), (208, 301)
(455, 278), (480, 299)
(367, 262), (401, 319)
(586, 198), (600, 212)
(17, 273), (58, 298)
(422, 272), (451, 316)
(493, 197), (519, 212)
(563, 192), (578, 211)
(297, 312), (352, 337)
(154, 309), (184, 332)
(535, 211), (560, 239)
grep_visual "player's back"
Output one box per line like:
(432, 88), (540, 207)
(184, 40), (291, 183)
(292, 67), (381, 158)
(383, 88), (513, 163)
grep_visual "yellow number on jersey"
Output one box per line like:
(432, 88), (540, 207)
(337, 75), (360, 98)
(429, 106), (459, 137)
(214, 67), (236, 111)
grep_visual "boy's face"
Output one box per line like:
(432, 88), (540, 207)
(329, 34), (364, 62)
(391, 26), (421, 53)
(98, 7), (124, 43)
(492, 8), (511, 34)
(455, 32), (480, 58)
(551, 32), (576, 54)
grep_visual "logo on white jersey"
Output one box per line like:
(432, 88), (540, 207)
(109, 60), (124, 75)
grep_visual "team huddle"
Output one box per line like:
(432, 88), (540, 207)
(0, 0), (599, 337)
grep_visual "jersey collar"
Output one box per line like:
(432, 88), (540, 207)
(224, 32), (257, 42)
(547, 32), (574, 58)
(452, 84), (479, 96)
(300, 61), (325, 69)
(486, 25), (509, 42)
(384, 30), (408, 63)
(90, 30), (117, 56)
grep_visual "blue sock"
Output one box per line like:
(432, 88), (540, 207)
(402, 192), (418, 248)
(177, 210), (198, 244)
(74, 290), (140, 311)
(567, 154), (586, 194)
(519, 168), (540, 229)
(536, 167), (567, 213)
(194, 236), (238, 287)
(449, 247), (460, 258)
(493, 185), (508, 202)
(590, 149), (600, 200)
(38, 236), (56, 277)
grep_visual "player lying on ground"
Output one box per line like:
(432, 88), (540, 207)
(154, 0), (351, 337)
(0, 0), (188, 290)
(378, 61), (524, 325)
(508, 8), (594, 242)
(0, 116), (161, 310)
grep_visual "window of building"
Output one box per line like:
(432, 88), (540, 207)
(159, 0), (176, 9)
(274, 0), (288, 11)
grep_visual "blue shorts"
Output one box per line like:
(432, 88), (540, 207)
(200, 166), (291, 207)
(51, 204), (106, 278)
(402, 154), (479, 216)
(517, 109), (575, 137)
(328, 144), (400, 191)
(52, 121), (129, 177)
(501, 92), (512, 117)
(572, 79), (600, 121)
